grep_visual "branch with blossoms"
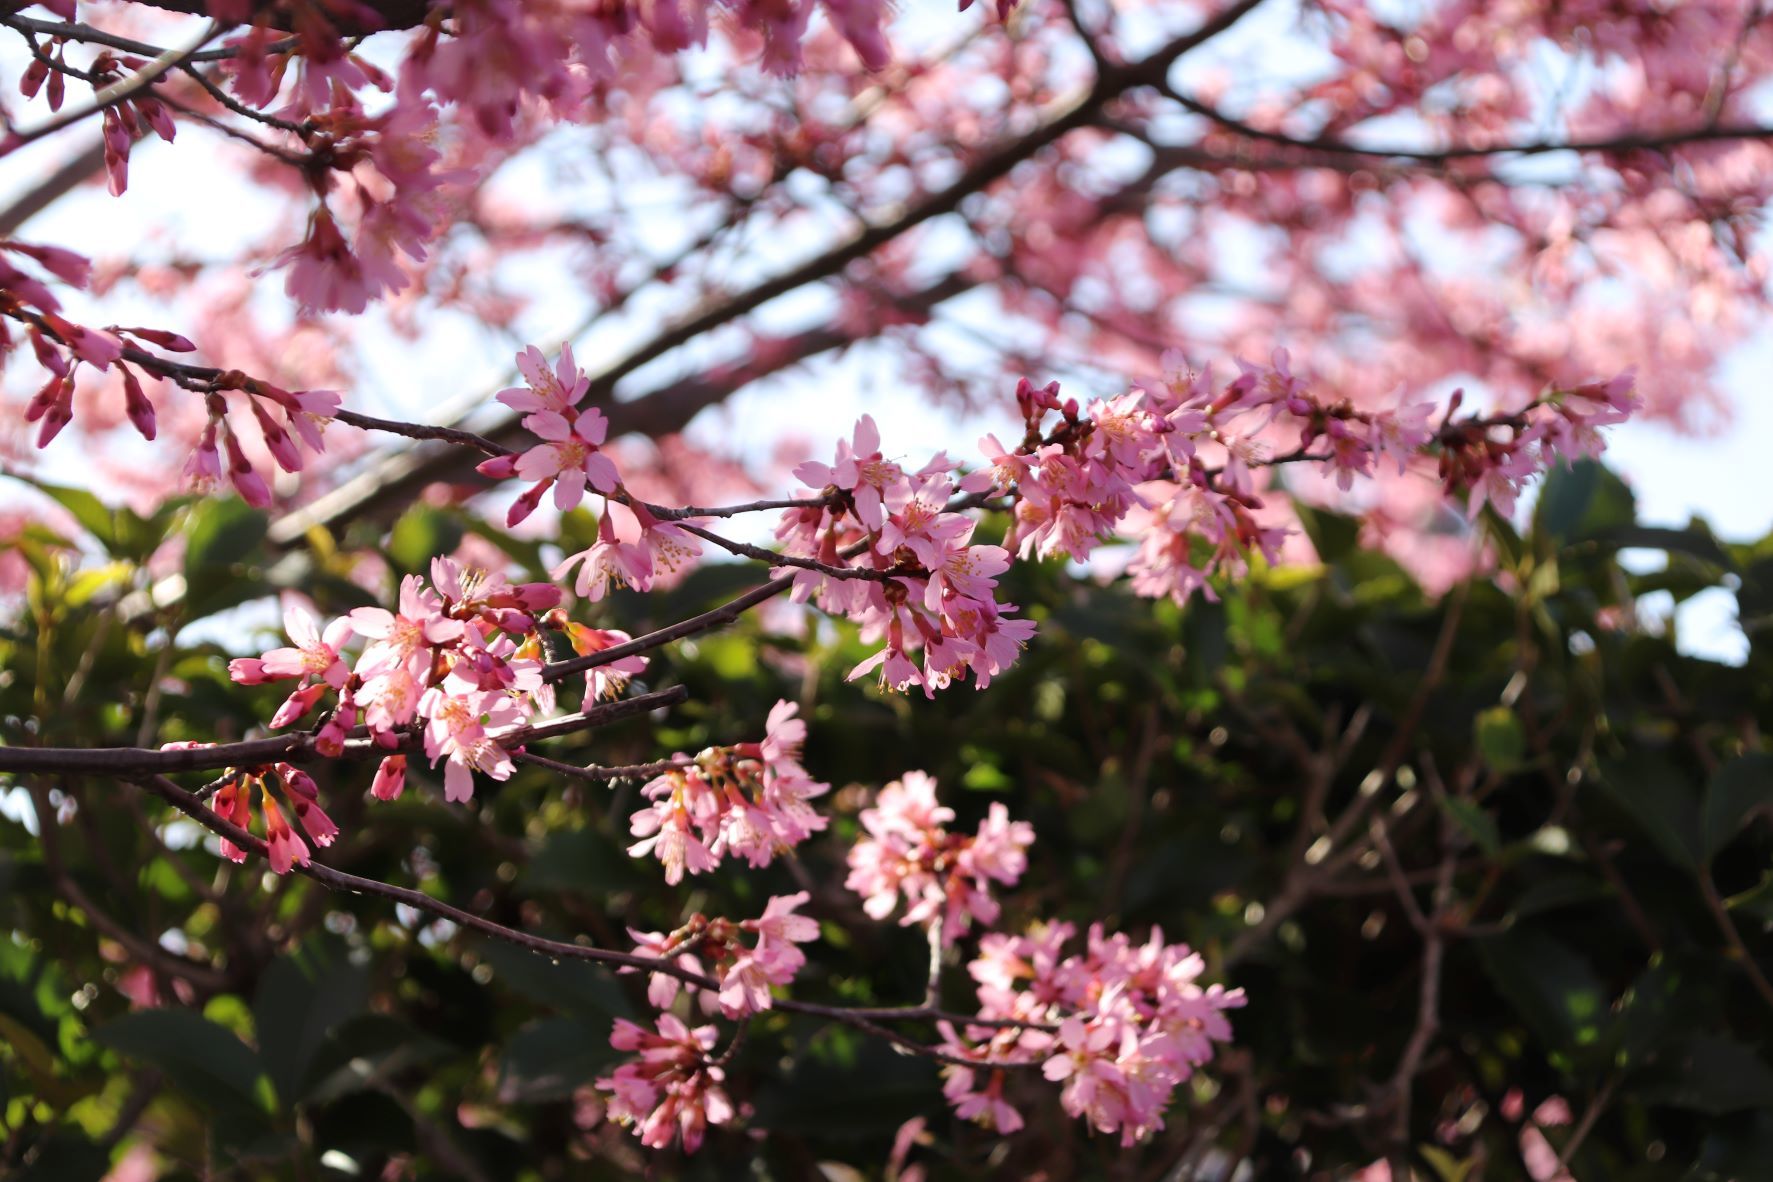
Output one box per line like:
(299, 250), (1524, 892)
(1, 313), (1639, 1152)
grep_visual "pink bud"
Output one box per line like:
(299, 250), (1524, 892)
(119, 326), (196, 352)
(222, 429), (272, 508)
(135, 97), (176, 143)
(271, 682), (329, 727)
(19, 58), (47, 100)
(29, 330), (68, 374)
(506, 480), (549, 527)
(120, 365), (156, 441)
(102, 110), (131, 197)
(477, 453), (519, 480)
(248, 396), (303, 472)
(371, 755), (407, 802)
(315, 698), (356, 758)
(276, 763), (320, 798)
(32, 375), (75, 447)
(23, 372), (64, 422)
(228, 658), (270, 685)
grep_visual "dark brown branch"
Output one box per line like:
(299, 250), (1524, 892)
(0, 686), (687, 775)
(542, 576), (796, 684)
(127, 772), (1051, 1064)
(509, 751), (690, 782)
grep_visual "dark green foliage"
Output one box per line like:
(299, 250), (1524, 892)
(3, 463), (1771, 1179)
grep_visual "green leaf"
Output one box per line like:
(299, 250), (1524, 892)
(1589, 524), (1734, 568)
(19, 478), (119, 552)
(388, 504), (464, 574)
(1702, 753), (1773, 860)
(1535, 460), (1635, 543)
(252, 937), (370, 1107)
(301, 1015), (457, 1106)
(1419, 1145), (1477, 1182)
(1475, 927), (1610, 1053)
(473, 940), (633, 1020)
(496, 1017), (616, 1103)
(1634, 1035), (1773, 1114)
(1473, 705), (1526, 772)
(63, 562), (132, 609)
(93, 1009), (270, 1122)
(1611, 953), (1716, 1070)
(1292, 500), (1362, 564)
(520, 829), (643, 895)
(1439, 796), (1501, 856)
(183, 497), (268, 575)
(1595, 755), (1703, 870)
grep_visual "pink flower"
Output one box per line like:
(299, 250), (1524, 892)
(943, 1066), (1024, 1133)
(497, 343), (590, 425)
(741, 892), (819, 969)
(509, 405), (620, 517)
(715, 952), (776, 1018)
(418, 677), (524, 803)
(552, 510), (652, 601)
(350, 574), (464, 681)
(256, 601), (353, 688)
(277, 208), (371, 315)
(596, 1015), (733, 1153)
(625, 928), (709, 1010)
(845, 771), (1029, 944)
(560, 623), (647, 700)
(628, 790), (719, 885)
(794, 414), (902, 530)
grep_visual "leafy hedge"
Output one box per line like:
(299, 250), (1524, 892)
(4, 460), (1771, 1179)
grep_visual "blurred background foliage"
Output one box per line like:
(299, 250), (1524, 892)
(4, 459), (1773, 1180)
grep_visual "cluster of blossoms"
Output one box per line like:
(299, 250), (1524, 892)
(936, 923), (1246, 1145)
(473, 347), (707, 604)
(780, 415), (1034, 695)
(2, 237), (342, 500)
(594, 1015), (736, 1154)
(150, 750), (341, 875)
(596, 894), (816, 1148)
(227, 558), (565, 831)
(456, 343), (1639, 706)
(81, 339), (1631, 1158)
(4, 0), (913, 319)
(845, 770), (1033, 945)
(599, 754), (1237, 1154)
(628, 701), (828, 883)
(978, 354), (1641, 606)
(625, 892), (820, 1018)
(183, 378), (343, 508)
(1435, 376), (1638, 518)
(268, 91), (465, 316)
(4, 239), (173, 447)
